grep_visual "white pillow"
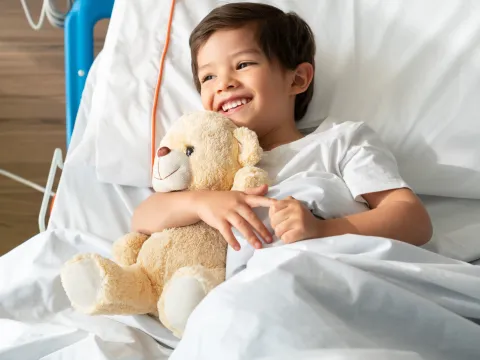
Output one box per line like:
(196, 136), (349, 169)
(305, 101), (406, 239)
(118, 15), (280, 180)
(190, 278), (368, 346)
(90, 0), (480, 200)
(319, 1), (480, 199)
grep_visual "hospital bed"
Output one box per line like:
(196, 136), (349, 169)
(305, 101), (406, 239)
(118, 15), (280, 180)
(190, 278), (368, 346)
(1, 1), (480, 359)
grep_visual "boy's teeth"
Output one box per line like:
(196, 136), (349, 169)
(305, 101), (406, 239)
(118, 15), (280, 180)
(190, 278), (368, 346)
(221, 98), (250, 112)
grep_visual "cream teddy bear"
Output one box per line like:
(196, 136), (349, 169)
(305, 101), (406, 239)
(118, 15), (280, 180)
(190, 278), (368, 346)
(60, 111), (269, 338)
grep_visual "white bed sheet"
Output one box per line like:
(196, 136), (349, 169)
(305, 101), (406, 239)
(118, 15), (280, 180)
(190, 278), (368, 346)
(420, 195), (480, 263)
(1, 55), (480, 359)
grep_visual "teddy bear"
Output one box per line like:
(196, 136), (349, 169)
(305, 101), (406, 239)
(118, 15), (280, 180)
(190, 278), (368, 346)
(60, 111), (269, 338)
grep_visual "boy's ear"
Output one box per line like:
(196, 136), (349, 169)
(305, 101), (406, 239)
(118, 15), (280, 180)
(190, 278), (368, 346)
(290, 62), (314, 95)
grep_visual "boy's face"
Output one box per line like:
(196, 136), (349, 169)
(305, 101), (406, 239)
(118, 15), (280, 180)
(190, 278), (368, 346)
(196, 26), (295, 137)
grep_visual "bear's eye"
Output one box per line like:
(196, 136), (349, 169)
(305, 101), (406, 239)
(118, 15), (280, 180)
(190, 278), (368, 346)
(185, 146), (194, 157)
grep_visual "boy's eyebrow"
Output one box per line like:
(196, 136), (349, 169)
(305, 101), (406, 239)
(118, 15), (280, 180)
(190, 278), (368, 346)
(231, 48), (262, 58)
(198, 62), (213, 72)
(198, 48), (262, 72)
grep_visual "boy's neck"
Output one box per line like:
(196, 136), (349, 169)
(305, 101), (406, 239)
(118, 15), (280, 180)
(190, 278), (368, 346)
(259, 122), (304, 151)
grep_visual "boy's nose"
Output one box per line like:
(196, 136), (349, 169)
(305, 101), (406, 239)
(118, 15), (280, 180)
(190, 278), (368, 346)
(157, 146), (171, 157)
(217, 78), (239, 93)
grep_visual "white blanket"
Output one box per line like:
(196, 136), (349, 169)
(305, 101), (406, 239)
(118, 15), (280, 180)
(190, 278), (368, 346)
(2, 229), (479, 359)
(174, 236), (480, 360)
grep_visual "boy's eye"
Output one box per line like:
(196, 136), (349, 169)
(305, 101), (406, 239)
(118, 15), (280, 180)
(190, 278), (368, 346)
(237, 62), (255, 70)
(201, 75), (214, 83)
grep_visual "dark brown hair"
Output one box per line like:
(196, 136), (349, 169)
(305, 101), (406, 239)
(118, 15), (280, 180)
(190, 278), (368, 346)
(189, 2), (316, 121)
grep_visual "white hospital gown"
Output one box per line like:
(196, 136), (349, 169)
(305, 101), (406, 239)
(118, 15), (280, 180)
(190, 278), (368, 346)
(227, 119), (410, 278)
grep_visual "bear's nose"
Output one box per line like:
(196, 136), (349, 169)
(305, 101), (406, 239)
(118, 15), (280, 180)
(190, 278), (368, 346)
(157, 146), (171, 157)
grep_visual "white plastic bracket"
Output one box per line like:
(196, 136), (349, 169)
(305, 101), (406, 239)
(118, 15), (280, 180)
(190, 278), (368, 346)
(38, 148), (64, 232)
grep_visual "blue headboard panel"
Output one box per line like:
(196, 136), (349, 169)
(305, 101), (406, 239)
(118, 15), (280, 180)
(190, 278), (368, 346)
(64, 0), (114, 147)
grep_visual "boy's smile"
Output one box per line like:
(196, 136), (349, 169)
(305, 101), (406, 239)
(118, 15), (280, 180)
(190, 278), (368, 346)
(217, 96), (252, 115)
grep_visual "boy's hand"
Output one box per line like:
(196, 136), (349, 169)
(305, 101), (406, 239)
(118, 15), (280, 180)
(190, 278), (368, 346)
(269, 196), (321, 244)
(195, 185), (275, 251)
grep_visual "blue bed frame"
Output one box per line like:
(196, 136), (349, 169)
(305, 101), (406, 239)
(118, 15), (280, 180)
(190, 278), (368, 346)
(64, 0), (114, 147)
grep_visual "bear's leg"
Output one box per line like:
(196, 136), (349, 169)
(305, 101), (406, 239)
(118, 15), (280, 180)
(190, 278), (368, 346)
(157, 265), (225, 338)
(112, 232), (150, 266)
(61, 253), (157, 315)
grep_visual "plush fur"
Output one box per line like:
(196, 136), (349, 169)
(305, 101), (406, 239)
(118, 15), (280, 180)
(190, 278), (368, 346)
(60, 111), (269, 338)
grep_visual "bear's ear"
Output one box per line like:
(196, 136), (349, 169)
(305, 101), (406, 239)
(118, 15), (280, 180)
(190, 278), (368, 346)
(233, 127), (263, 166)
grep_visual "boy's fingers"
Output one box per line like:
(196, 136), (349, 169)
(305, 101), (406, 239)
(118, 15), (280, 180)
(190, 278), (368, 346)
(281, 229), (301, 244)
(244, 184), (268, 196)
(245, 195), (276, 208)
(219, 222), (240, 251)
(229, 214), (262, 249)
(273, 218), (294, 239)
(238, 206), (272, 243)
(271, 199), (289, 212)
(268, 205), (276, 222)
(270, 207), (291, 228)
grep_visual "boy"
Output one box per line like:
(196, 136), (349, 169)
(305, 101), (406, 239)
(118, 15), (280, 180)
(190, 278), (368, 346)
(132, 2), (432, 253)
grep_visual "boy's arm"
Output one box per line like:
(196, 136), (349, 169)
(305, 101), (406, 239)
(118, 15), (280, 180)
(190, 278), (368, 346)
(313, 122), (431, 245)
(131, 186), (275, 249)
(269, 188), (432, 246)
(318, 188), (433, 246)
(131, 192), (200, 235)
